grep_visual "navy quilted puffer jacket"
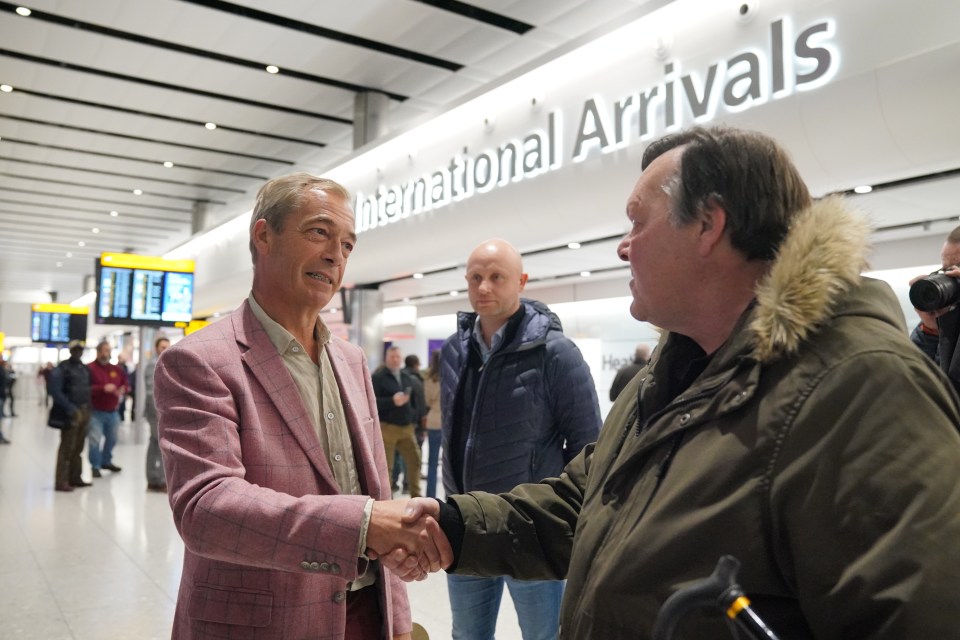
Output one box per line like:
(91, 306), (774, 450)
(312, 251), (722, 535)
(440, 298), (602, 494)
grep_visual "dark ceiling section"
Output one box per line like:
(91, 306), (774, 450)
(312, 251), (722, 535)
(0, 48), (353, 124)
(410, 0), (534, 34)
(179, 0), (464, 72)
(0, 0), (404, 100)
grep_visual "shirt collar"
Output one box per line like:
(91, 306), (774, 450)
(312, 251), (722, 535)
(472, 315), (509, 364)
(247, 293), (330, 355)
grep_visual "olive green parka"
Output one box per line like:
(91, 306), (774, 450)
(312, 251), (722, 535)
(449, 197), (960, 639)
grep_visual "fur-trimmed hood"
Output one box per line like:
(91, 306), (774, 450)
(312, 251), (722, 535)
(750, 196), (872, 363)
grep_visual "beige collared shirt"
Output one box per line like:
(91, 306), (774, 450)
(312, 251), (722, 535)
(248, 295), (375, 584)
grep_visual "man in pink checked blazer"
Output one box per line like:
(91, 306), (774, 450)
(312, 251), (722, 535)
(155, 173), (449, 640)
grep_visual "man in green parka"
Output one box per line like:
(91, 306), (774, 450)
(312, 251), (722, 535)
(386, 126), (960, 639)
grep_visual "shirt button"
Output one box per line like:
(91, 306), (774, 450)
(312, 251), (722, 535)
(300, 561), (310, 570)
(310, 561), (320, 571)
(326, 411), (335, 420)
(679, 413), (691, 424)
(292, 346), (300, 353)
(334, 453), (343, 462)
(333, 591), (346, 603)
(320, 562), (331, 573)
(331, 563), (341, 574)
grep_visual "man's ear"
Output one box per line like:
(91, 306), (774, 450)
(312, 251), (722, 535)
(696, 197), (728, 257)
(519, 272), (529, 291)
(251, 218), (271, 257)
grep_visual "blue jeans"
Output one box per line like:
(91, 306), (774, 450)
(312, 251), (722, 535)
(88, 408), (120, 469)
(447, 574), (563, 640)
(426, 429), (442, 498)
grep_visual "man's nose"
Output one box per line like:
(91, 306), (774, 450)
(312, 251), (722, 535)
(617, 236), (630, 262)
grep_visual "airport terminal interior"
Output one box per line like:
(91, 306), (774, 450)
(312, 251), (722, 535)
(0, 0), (958, 638)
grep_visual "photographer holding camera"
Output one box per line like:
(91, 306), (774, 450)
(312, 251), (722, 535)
(909, 226), (960, 393)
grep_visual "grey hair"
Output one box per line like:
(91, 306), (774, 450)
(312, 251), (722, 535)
(248, 173), (351, 264)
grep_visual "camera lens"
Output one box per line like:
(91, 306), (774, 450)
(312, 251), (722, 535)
(910, 274), (960, 312)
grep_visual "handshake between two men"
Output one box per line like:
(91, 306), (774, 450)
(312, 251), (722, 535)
(367, 498), (452, 581)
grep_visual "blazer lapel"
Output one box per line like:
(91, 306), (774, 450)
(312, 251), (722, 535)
(234, 303), (339, 490)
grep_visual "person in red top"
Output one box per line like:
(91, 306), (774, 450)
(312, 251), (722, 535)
(86, 340), (129, 477)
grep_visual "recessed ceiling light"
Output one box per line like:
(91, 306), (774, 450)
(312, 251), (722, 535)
(449, 290), (458, 296)
(163, 161), (174, 168)
(56, 261), (63, 267)
(109, 210), (118, 217)
(265, 65), (279, 74)
(66, 252), (72, 258)
(133, 188), (142, 195)
(853, 185), (873, 194)
(15, 7), (31, 17)
(413, 273), (424, 279)
(78, 241), (85, 247)
(403, 297), (410, 303)
(205, 122), (217, 130)
(92, 227), (100, 233)
(568, 242), (581, 249)
(0, 84), (13, 93)
(580, 271), (592, 277)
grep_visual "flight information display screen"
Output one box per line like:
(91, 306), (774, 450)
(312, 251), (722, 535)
(30, 304), (89, 344)
(95, 253), (195, 326)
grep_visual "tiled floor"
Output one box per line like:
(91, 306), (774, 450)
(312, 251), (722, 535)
(0, 397), (523, 639)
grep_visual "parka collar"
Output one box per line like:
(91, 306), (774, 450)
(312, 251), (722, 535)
(749, 196), (871, 363)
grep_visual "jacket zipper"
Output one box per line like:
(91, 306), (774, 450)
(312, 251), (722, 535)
(462, 335), (547, 489)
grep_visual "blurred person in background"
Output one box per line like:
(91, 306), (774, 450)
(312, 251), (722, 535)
(909, 225), (960, 394)
(87, 340), (128, 477)
(439, 238), (602, 640)
(373, 346), (423, 499)
(422, 350), (442, 498)
(49, 341), (92, 490)
(144, 335), (170, 493)
(609, 343), (652, 401)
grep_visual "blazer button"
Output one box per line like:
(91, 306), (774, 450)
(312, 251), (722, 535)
(310, 561), (321, 571)
(679, 413), (691, 424)
(320, 562), (331, 573)
(300, 561), (311, 570)
(333, 591), (346, 603)
(331, 563), (341, 574)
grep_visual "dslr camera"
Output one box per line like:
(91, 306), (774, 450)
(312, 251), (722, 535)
(909, 268), (960, 312)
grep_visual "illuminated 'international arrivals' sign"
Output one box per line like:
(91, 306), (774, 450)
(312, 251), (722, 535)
(355, 17), (837, 233)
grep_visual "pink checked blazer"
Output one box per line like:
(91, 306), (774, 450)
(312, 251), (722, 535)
(155, 301), (411, 639)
